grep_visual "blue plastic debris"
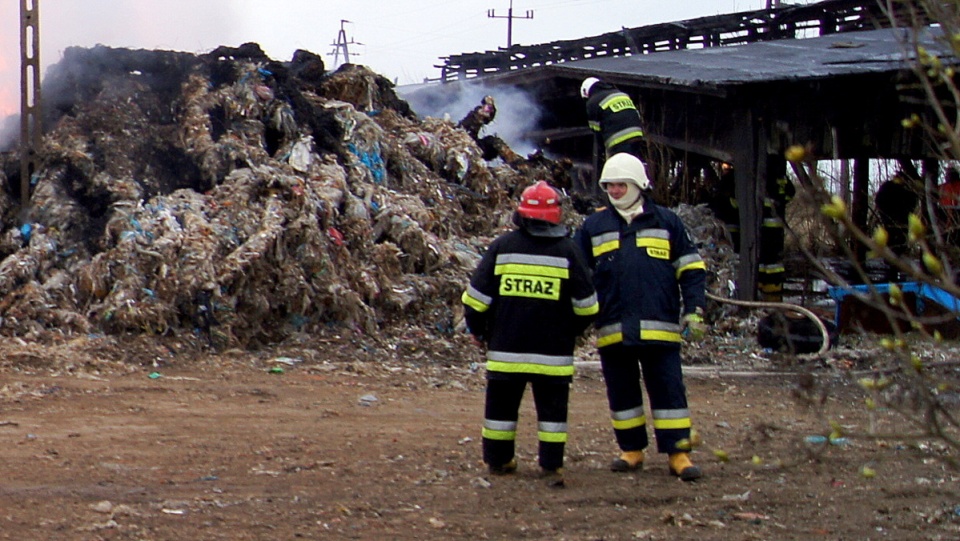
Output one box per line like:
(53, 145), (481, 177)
(20, 223), (32, 243)
(827, 281), (960, 328)
(348, 143), (386, 184)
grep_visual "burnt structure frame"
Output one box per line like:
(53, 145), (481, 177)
(420, 1), (950, 300)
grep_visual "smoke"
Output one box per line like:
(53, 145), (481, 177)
(0, 115), (17, 152)
(400, 81), (544, 157)
(0, 3), (19, 147)
(0, 0), (248, 149)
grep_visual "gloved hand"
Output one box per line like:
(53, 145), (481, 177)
(681, 312), (708, 342)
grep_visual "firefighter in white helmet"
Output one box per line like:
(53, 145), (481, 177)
(462, 180), (599, 487)
(574, 153), (707, 481)
(581, 77), (647, 162)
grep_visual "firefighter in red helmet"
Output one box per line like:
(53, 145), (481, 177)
(462, 180), (598, 487)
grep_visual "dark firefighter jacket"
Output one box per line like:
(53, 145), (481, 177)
(574, 204), (706, 348)
(461, 222), (599, 379)
(585, 84), (645, 156)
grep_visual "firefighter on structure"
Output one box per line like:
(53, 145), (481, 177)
(574, 153), (707, 481)
(581, 77), (646, 162)
(758, 173), (795, 302)
(462, 180), (599, 487)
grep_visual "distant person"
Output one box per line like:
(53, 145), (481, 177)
(708, 162), (740, 253)
(457, 95), (497, 140)
(758, 171), (795, 302)
(875, 172), (919, 257)
(462, 180), (599, 488)
(938, 167), (960, 242)
(707, 162), (794, 301)
(574, 153), (707, 482)
(580, 77), (646, 162)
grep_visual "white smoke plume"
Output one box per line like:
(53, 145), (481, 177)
(400, 81), (544, 158)
(0, 0), (247, 149)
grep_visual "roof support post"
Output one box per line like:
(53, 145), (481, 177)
(732, 108), (761, 301)
(851, 157), (870, 263)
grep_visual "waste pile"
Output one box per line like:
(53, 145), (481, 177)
(0, 43), (734, 351)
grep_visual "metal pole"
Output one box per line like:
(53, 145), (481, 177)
(507, 0), (513, 48)
(487, 1), (533, 49)
(20, 0), (41, 206)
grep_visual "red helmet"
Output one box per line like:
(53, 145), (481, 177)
(517, 181), (562, 224)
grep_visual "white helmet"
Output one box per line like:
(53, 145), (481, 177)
(580, 77), (600, 99)
(599, 152), (651, 191)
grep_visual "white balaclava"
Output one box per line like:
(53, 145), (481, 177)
(599, 153), (651, 222)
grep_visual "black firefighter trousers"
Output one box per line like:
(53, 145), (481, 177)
(482, 374), (569, 471)
(599, 343), (692, 455)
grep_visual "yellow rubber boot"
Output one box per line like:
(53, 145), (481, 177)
(488, 458), (517, 475)
(610, 450), (644, 472)
(668, 452), (702, 481)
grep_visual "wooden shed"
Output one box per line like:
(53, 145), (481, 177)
(414, 1), (952, 300)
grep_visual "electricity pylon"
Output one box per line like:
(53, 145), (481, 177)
(329, 20), (362, 68)
(487, 0), (533, 48)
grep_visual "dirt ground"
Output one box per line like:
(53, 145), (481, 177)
(1, 331), (958, 541)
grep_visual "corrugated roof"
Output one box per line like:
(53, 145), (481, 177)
(551, 26), (950, 90)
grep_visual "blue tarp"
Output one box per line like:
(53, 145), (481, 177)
(827, 282), (960, 327)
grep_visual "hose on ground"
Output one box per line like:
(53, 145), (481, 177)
(705, 292), (831, 356)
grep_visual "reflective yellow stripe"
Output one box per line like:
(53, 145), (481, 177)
(600, 94), (637, 112)
(762, 218), (784, 228)
(482, 428), (516, 440)
(637, 237), (670, 259)
(676, 260), (707, 278)
(640, 329), (682, 343)
(653, 417), (692, 430)
(538, 431), (568, 443)
(574, 302), (599, 316)
(759, 283), (784, 293)
(607, 130), (643, 148)
(495, 263), (569, 279)
(636, 237), (670, 250)
(597, 332), (623, 348)
(461, 291), (489, 312)
(592, 240), (619, 257)
(487, 361), (574, 377)
(612, 415), (646, 430)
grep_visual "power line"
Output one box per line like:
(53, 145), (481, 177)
(487, 1), (533, 48)
(328, 19), (362, 68)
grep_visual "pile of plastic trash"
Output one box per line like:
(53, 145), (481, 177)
(0, 43), (734, 350)
(0, 44), (581, 347)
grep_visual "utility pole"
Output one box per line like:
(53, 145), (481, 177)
(329, 20), (361, 68)
(20, 0), (41, 206)
(487, 0), (533, 49)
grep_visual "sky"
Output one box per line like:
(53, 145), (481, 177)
(0, 1), (799, 118)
